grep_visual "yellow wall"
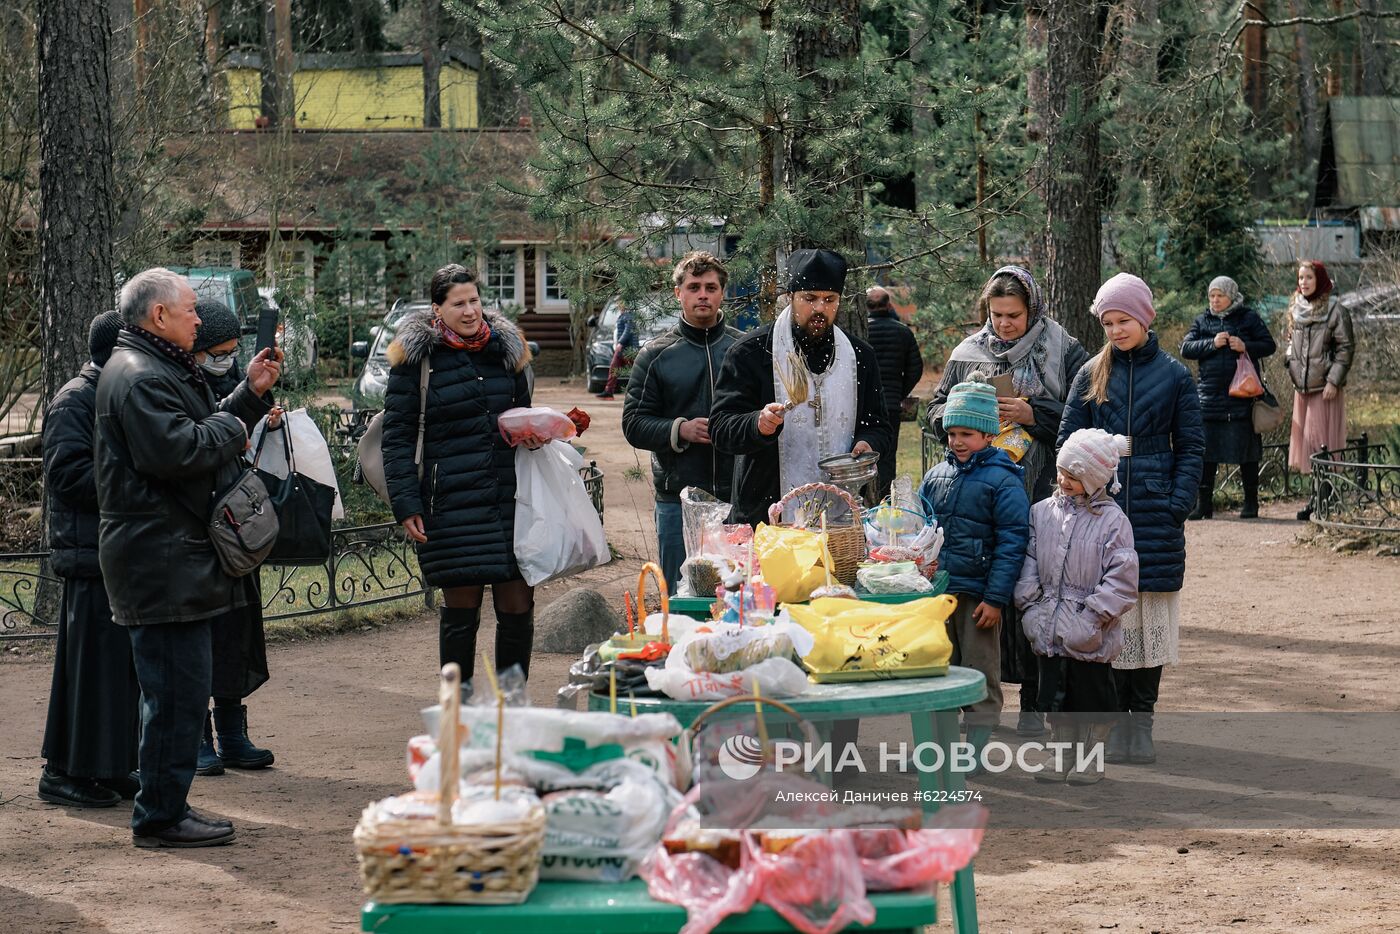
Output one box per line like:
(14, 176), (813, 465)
(226, 62), (478, 130)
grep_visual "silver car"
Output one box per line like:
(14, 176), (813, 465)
(352, 299), (536, 411)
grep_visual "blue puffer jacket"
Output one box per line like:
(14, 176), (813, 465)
(1058, 334), (1205, 593)
(918, 446), (1030, 609)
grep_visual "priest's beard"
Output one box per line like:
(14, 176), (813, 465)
(792, 314), (835, 372)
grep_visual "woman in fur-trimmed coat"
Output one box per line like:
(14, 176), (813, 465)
(382, 264), (534, 685)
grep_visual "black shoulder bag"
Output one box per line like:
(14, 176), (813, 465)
(252, 421), (337, 566)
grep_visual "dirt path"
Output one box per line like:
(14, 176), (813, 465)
(3, 381), (1398, 932)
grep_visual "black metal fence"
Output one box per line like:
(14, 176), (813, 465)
(0, 406), (606, 640)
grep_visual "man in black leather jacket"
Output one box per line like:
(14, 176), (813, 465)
(622, 251), (740, 590)
(96, 267), (280, 848)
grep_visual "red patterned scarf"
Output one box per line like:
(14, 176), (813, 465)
(436, 315), (492, 352)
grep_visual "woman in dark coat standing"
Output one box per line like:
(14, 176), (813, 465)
(1180, 276), (1276, 519)
(1059, 273), (1204, 765)
(38, 311), (141, 807)
(191, 299), (276, 774)
(382, 264), (535, 688)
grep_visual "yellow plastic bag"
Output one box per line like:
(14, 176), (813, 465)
(752, 522), (834, 605)
(784, 595), (958, 683)
(991, 423), (1033, 462)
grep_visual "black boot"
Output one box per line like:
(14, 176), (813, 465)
(1240, 462), (1260, 519)
(1127, 712), (1157, 764)
(196, 710), (224, 776)
(1189, 463), (1217, 520)
(213, 703), (275, 769)
(439, 606), (482, 681)
(1105, 714), (1130, 763)
(495, 608), (536, 680)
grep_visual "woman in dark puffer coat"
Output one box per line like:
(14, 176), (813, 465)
(382, 264), (535, 688)
(1180, 276), (1276, 520)
(1059, 273), (1204, 766)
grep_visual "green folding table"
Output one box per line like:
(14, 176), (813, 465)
(362, 878), (937, 933)
(585, 669), (987, 933)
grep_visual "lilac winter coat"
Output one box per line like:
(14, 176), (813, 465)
(1014, 489), (1139, 663)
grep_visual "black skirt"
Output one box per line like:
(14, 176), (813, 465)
(1203, 418), (1262, 465)
(41, 577), (140, 779)
(210, 575), (269, 699)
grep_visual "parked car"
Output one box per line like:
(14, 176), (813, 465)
(171, 267), (319, 384)
(351, 298), (538, 411)
(586, 294), (679, 394)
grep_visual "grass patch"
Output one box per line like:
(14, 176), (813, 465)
(263, 602), (427, 643)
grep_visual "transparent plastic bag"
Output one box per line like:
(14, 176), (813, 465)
(498, 406), (578, 446)
(855, 804), (987, 891)
(746, 831), (875, 934)
(640, 787), (762, 934)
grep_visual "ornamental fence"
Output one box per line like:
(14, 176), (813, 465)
(0, 406), (604, 641)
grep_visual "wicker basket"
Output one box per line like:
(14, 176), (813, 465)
(354, 664), (546, 905)
(767, 483), (867, 587)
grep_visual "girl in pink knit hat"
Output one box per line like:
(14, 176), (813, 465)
(1057, 273), (1205, 767)
(1014, 428), (1139, 784)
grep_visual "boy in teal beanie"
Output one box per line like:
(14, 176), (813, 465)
(918, 372), (1030, 771)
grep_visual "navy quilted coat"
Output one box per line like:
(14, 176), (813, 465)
(382, 309), (532, 588)
(1179, 305), (1276, 423)
(1057, 334), (1204, 593)
(917, 446), (1030, 609)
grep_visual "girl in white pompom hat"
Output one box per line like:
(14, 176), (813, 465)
(1014, 428), (1139, 784)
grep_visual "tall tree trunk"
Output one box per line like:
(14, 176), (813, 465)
(40, 0), (114, 408)
(110, 0), (144, 264)
(274, 0), (293, 124)
(1042, 0), (1103, 351)
(39, 0), (115, 626)
(1357, 0), (1386, 96)
(1024, 1), (1049, 271)
(1242, 0), (1271, 198)
(1291, 0), (1322, 214)
(785, 0), (867, 342)
(260, 0), (278, 125)
(422, 0), (442, 128)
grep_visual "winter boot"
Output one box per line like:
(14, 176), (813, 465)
(1240, 463), (1260, 519)
(196, 710), (224, 776)
(1127, 712), (1157, 764)
(1034, 723), (1076, 783)
(961, 724), (994, 777)
(1104, 714), (1130, 764)
(439, 606), (483, 681)
(1016, 710), (1047, 737)
(494, 608), (537, 681)
(1068, 722), (1117, 785)
(1187, 487), (1214, 520)
(213, 704), (275, 769)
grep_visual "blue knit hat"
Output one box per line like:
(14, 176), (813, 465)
(943, 371), (999, 435)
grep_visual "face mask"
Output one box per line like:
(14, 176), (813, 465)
(199, 352), (236, 376)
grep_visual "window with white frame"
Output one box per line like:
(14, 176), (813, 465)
(193, 239), (241, 269)
(484, 248), (520, 305)
(539, 250), (568, 306)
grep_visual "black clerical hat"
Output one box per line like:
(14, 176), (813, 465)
(786, 249), (847, 293)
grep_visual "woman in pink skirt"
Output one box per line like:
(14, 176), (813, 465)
(1286, 260), (1355, 520)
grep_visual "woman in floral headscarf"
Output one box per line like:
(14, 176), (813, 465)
(928, 266), (1092, 735)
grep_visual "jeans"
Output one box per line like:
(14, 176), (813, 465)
(654, 500), (686, 594)
(128, 620), (213, 834)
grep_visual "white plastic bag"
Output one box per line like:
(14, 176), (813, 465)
(248, 408), (345, 520)
(514, 439), (609, 586)
(644, 622), (813, 701)
(539, 777), (676, 881)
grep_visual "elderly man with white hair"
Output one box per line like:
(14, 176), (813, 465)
(95, 267), (281, 848)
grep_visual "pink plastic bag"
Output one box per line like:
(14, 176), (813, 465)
(497, 406), (577, 447)
(639, 787), (762, 934)
(745, 831), (875, 934)
(1229, 354), (1264, 399)
(854, 804), (988, 891)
